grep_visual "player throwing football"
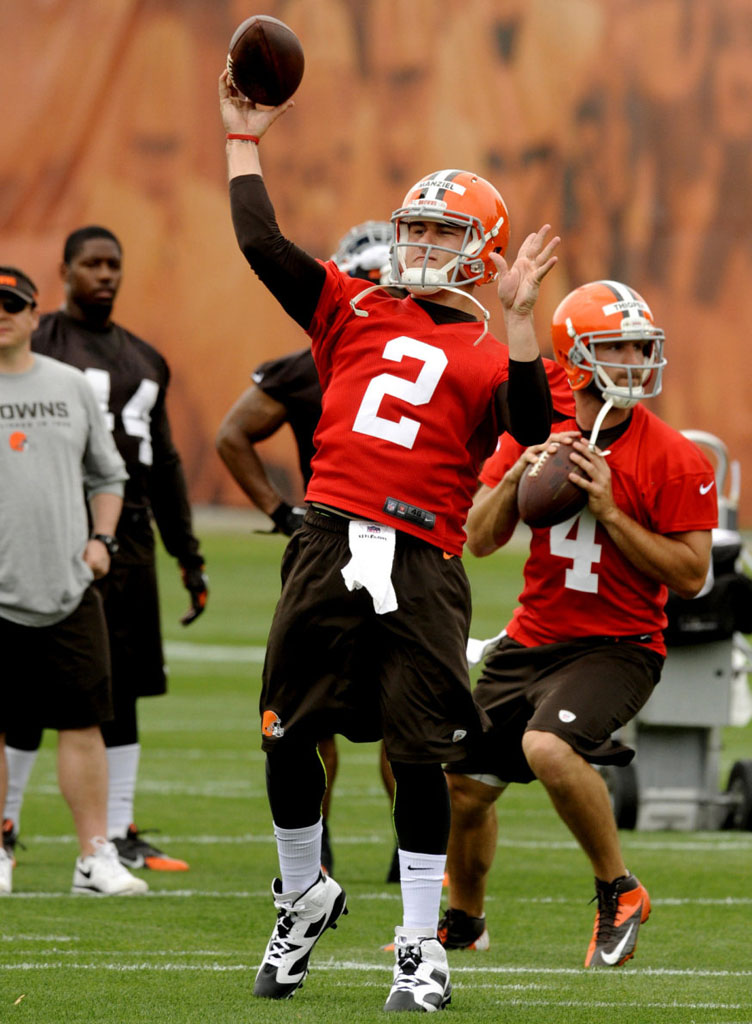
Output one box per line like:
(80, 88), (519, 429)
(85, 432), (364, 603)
(220, 70), (557, 1011)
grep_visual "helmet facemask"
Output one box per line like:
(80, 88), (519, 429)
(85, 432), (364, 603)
(390, 208), (498, 295)
(566, 322), (666, 409)
(332, 220), (393, 283)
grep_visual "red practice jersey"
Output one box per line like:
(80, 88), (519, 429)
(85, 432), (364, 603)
(480, 404), (718, 655)
(306, 264), (512, 555)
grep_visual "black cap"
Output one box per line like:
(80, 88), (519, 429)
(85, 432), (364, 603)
(0, 266), (38, 306)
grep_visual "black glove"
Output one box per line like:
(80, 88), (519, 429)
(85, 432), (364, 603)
(180, 563), (209, 626)
(270, 501), (306, 537)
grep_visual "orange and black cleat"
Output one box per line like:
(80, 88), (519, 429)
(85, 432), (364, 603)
(585, 873), (651, 967)
(112, 825), (189, 871)
(2, 819), (21, 869)
(437, 907), (490, 951)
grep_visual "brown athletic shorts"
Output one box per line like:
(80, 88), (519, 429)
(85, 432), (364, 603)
(95, 509), (166, 698)
(446, 634), (663, 783)
(260, 509), (485, 763)
(96, 558), (166, 698)
(0, 586), (113, 732)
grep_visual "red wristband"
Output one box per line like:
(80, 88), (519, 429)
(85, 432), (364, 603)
(226, 133), (260, 143)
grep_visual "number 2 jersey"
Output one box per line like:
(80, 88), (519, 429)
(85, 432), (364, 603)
(230, 174), (552, 558)
(32, 311), (202, 569)
(306, 265), (520, 554)
(480, 404), (718, 656)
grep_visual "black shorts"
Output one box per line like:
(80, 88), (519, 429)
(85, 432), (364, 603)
(446, 635), (663, 783)
(260, 509), (484, 764)
(95, 556), (166, 698)
(0, 586), (113, 732)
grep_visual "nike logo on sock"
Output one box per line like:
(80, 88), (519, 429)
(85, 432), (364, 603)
(406, 865), (433, 871)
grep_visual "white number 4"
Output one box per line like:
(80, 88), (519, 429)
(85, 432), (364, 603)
(549, 509), (602, 593)
(352, 336), (448, 449)
(84, 369), (158, 466)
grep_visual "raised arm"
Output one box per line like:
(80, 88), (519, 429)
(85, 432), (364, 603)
(491, 226), (559, 445)
(219, 70), (325, 329)
(219, 69), (294, 181)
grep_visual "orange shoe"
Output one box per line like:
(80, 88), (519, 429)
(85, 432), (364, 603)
(585, 873), (650, 967)
(112, 825), (189, 871)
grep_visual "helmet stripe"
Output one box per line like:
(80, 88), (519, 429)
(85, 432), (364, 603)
(600, 279), (649, 322)
(419, 169), (463, 201)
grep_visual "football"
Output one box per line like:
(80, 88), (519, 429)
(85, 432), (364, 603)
(517, 443), (588, 529)
(227, 15), (304, 107)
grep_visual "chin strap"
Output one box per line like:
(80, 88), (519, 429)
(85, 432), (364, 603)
(349, 284), (491, 346)
(587, 397), (614, 452)
(349, 283), (389, 315)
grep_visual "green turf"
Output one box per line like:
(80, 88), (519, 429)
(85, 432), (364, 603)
(2, 525), (751, 1022)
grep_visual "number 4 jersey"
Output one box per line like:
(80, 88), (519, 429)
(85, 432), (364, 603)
(480, 405), (718, 656)
(305, 264), (512, 556)
(32, 311), (201, 567)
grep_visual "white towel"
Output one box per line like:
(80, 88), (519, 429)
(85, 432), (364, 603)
(341, 521), (398, 615)
(466, 628), (507, 667)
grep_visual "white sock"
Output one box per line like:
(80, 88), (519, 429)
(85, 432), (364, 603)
(4, 747), (40, 830)
(398, 849), (446, 934)
(274, 818), (322, 895)
(106, 743), (140, 839)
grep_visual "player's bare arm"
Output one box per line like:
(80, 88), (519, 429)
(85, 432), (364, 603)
(220, 70), (294, 180)
(568, 439), (712, 598)
(465, 475), (522, 558)
(215, 385), (290, 517)
(467, 432), (579, 557)
(492, 226), (560, 362)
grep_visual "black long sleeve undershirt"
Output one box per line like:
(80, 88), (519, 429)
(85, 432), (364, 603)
(230, 173), (552, 446)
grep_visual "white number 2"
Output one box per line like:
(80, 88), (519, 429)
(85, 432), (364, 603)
(352, 336), (448, 449)
(84, 369), (159, 466)
(549, 509), (602, 593)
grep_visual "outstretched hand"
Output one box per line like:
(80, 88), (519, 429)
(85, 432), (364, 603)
(219, 69), (294, 140)
(493, 225), (560, 318)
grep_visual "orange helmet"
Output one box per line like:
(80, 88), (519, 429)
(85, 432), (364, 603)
(390, 169), (510, 294)
(551, 280), (666, 409)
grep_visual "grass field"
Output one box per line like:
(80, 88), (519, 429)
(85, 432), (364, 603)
(2, 518), (751, 1023)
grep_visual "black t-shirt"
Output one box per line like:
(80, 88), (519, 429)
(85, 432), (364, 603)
(251, 348), (321, 486)
(32, 311), (202, 568)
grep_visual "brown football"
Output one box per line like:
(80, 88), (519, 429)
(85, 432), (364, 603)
(227, 15), (304, 106)
(517, 443), (588, 529)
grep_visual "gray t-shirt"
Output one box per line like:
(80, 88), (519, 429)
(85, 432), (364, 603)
(0, 353), (127, 626)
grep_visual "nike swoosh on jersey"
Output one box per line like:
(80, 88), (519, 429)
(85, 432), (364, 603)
(699, 481), (715, 495)
(600, 923), (635, 965)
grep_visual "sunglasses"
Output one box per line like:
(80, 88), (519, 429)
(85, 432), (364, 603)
(0, 296), (32, 314)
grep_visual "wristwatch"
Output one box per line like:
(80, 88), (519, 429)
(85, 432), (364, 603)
(91, 533), (120, 556)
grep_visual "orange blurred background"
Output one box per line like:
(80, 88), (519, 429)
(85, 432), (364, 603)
(2, 0), (751, 521)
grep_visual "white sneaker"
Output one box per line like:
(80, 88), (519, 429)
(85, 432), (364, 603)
(384, 931), (452, 1012)
(253, 872), (348, 999)
(0, 846), (13, 894)
(72, 837), (148, 895)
